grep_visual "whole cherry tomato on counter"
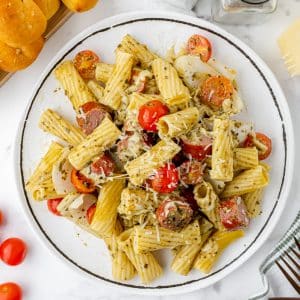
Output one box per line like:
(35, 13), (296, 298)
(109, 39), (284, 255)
(0, 282), (22, 300)
(0, 238), (27, 266)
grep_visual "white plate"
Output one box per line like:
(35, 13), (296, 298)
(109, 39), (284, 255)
(14, 11), (294, 295)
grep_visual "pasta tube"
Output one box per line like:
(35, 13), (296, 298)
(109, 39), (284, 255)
(90, 179), (125, 237)
(171, 218), (213, 275)
(193, 230), (244, 273)
(87, 80), (105, 100)
(124, 139), (181, 186)
(118, 230), (163, 284)
(68, 117), (121, 170)
(39, 109), (85, 146)
(31, 177), (59, 201)
(221, 165), (269, 198)
(104, 221), (136, 281)
(157, 107), (199, 138)
(133, 220), (201, 253)
(210, 118), (234, 182)
(101, 51), (134, 110)
(152, 58), (191, 106)
(233, 147), (259, 170)
(194, 181), (223, 230)
(26, 142), (64, 198)
(54, 61), (96, 112)
(118, 34), (158, 68)
(127, 93), (163, 111)
(243, 188), (264, 218)
(95, 62), (114, 83)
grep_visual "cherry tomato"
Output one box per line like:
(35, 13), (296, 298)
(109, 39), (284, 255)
(178, 160), (203, 185)
(47, 198), (63, 216)
(71, 168), (95, 194)
(86, 204), (96, 225)
(200, 75), (233, 108)
(0, 238), (27, 266)
(91, 153), (115, 177)
(0, 282), (22, 300)
(181, 135), (212, 161)
(76, 101), (108, 135)
(74, 50), (100, 79)
(138, 100), (169, 132)
(187, 34), (212, 62)
(156, 196), (193, 231)
(219, 196), (249, 230)
(149, 163), (179, 193)
(243, 132), (272, 160)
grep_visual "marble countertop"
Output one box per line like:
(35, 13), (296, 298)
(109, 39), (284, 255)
(0, 0), (299, 299)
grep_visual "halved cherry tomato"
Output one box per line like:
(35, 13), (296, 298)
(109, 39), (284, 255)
(74, 50), (100, 79)
(71, 168), (95, 194)
(156, 196), (193, 231)
(0, 238), (27, 266)
(219, 196), (249, 230)
(138, 100), (169, 132)
(187, 34), (212, 62)
(243, 132), (272, 160)
(47, 198), (63, 216)
(0, 282), (22, 300)
(76, 101), (109, 135)
(200, 75), (233, 108)
(91, 153), (115, 177)
(149, 163), (179, 193)
(86, 204), (96, 225)
(181, 135), (212, 161)
(178, 160), (203, 185)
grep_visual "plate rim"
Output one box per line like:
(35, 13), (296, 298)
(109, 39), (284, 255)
(14, 11), (295, 296)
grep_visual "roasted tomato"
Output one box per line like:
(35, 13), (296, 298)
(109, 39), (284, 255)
(243, 132), (272, 160)
(156, 196), (193, 231)
(219, 196), (249, 230)
(76, 101), (109, 135)
(47, 198), (63, 216)
(91, 153), (115, 177)
(86, 204), (96, 225)
(138, 100), (169, 132)
(181, 135), (212, 161)
(187, 34), (212, 62)
(178, 160), (203, 185)
(71, 168), (95, 194)
(74, 50), (100, 79)
(0, 238), (27, 266)
(0, 282), (22, 300)
(200, 75), (233, 108)
(149, 163), (179, 193)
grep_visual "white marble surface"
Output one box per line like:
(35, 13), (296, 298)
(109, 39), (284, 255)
(0, 0), (299, 299)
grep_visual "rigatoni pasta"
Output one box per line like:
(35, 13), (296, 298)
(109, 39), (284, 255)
(54, 60), (96, 112)
(152, 58), (191, 106)
(39, 109), (85, 146)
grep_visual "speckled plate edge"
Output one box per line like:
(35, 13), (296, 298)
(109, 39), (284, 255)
(14, 11), (295, 296)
